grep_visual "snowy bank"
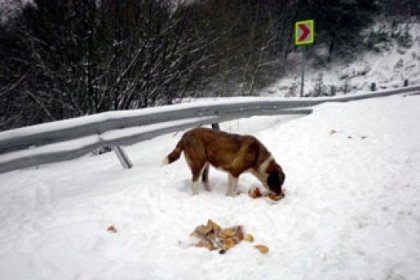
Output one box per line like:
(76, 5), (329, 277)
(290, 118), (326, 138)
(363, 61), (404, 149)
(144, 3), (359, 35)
(0, 94), (420, 279)
(261, 22), (420, 97)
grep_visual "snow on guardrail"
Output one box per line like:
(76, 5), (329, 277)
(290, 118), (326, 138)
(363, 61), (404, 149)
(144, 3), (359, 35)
(0, 85), (418, 174)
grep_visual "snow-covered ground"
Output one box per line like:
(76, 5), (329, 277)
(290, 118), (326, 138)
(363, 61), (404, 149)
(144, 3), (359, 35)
(261, 22), (420, 97)
(1, 94), (420, 280)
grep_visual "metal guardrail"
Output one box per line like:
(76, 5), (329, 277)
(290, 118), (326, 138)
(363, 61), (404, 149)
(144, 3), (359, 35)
(0, 85), (419, 174)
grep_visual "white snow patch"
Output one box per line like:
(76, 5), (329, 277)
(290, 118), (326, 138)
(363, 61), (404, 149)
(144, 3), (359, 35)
(0, 95), (420, 279)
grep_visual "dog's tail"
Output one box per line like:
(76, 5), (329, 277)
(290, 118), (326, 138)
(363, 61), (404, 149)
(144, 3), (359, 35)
(161, 139), (184, 166)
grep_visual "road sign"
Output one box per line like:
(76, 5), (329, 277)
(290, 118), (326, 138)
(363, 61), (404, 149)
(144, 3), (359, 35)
(294, 20), (314, 97)
(295, 20), (314, 46)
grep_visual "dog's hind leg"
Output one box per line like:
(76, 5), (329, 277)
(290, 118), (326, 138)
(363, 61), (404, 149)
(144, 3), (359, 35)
(184, 142), (207, 195)
(226, 173), (239, 196)
(190, 163), (207, 195)
(191, 179), (200, 195)
(201, 163), (211, 192)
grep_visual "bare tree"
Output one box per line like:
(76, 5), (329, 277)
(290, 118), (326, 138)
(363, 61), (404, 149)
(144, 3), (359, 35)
(0, 0), (209, 129)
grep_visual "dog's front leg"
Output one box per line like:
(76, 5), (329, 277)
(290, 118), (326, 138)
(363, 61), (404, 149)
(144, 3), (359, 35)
(226, 173), (239, 196)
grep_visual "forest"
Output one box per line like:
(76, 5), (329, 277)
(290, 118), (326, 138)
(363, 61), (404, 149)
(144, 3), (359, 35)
(0, 0), (416, 130)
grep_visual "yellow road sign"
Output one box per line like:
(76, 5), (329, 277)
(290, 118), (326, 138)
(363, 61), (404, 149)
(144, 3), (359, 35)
(295, 20), (314, 46)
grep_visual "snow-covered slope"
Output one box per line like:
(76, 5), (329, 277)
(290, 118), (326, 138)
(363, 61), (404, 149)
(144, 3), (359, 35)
(0, 94), (419, 280)
(261, 22), (420, 97)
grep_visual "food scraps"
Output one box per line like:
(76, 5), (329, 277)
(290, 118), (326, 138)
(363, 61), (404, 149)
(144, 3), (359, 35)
(107, 225), (117, 233)
(254, 244), (269, 254)
(266, 192), (285, 201)
(244, 234), (254, 242)
(248, 187), (263, 198)
(248, 187), (285, 202)
(191, 219), (268, 255)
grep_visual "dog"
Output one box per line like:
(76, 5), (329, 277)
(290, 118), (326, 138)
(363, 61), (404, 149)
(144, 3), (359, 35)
(162, 127), (285, 196)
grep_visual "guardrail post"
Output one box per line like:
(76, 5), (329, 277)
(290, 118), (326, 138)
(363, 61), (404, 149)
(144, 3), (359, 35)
(404, 80), (408, 87)
(211, 123), (220, 131)
(371, 82), (376, 91)
(112, 146), (133, 169)
(330, 85), (336, 96)
(344, 80), (349, 94)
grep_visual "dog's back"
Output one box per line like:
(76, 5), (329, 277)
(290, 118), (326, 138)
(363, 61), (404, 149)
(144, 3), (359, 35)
(167, 127), (270, 174)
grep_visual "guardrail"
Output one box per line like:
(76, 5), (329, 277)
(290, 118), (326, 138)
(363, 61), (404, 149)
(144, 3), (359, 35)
(0, 85), (419, 174)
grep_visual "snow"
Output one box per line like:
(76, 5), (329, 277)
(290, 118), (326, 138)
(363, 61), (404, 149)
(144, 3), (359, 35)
(0, 0), (32, 24)
(261, 22), (420, 97)
(1, 94), (420, 279)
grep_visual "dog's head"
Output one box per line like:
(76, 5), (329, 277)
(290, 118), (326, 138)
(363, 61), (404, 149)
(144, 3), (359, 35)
(266, 161), (285, 194)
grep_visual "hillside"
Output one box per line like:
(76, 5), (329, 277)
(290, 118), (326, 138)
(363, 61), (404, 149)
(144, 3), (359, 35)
(261, 21), (420, 97)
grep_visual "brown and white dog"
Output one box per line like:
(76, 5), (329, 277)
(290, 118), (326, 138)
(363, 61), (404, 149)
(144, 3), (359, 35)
(162, 127), (285, 196)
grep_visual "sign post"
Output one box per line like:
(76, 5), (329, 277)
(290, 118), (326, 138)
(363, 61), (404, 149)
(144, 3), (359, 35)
(294, 19), (314, 97)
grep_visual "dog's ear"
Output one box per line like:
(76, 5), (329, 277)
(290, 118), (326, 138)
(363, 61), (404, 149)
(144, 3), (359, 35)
(267, 170), (285, 194)
(266, 160), (281, 173)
